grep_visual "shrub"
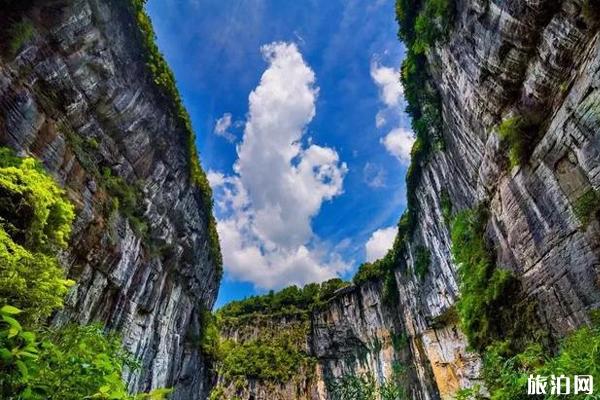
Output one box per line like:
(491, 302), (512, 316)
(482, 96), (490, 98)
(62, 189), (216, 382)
(200, 308), (222, 361)
(218, 321), (314, 382)
(327, 374), (377, 400)
(573, 188), (600, 227)
(451, 206), (518, 351)
(497, 116), (540, 168)
(412, 0), (453, 54)
(7, 20), (34, 57)
(413, 245), (430, 280)
(0, 308), (171, 400)
(0, 148), (74, 252)
(440, 189), (452, 225)
(101, 168), (148, 238)
(327, 373), (405, 400)
(0, 149), (75, 324)
(354, 262), (386, 284)
(474, 321), (600, 400)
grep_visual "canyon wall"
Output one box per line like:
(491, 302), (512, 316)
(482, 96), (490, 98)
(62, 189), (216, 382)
(0, 1), (220, 399)
(211, 0), (600, 399)
(396, 0), (600, 397)
(1, 0), (599, 399)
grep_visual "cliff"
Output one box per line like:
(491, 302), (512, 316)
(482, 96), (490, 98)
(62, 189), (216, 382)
(1, 0), (599, 399)
(0, 0), (220, 398)
(208, 0), (600, 398)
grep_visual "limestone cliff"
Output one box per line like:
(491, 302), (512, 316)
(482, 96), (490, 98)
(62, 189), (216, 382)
(208, 0), (600, 399)
(0, 1), (220, 399)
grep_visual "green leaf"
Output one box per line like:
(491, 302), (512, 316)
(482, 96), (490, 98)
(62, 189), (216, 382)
(0, 347), (13, 362)
(8, 327), (19, 338)
(1, 305), (22, 315)
(15, 359), (29, 378)
(3, 314), (22, 331)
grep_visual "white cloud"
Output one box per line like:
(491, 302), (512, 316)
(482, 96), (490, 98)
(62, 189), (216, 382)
(211, 42), (350, 289)
(370, 62), (403, 107)
(381, 127), (414, 164)
(365, 226), (397, 262)
(369, 59), (416, 163)
(363, 162), (386, 188)
(214, 112), (236, 142)
(375, 111), (386, 128)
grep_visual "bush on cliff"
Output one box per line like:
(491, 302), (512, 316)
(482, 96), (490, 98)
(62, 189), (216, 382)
(450, 205), (518, 351)
(497, 116), (540, 168)
(0, 149), (75, 325)
(0, 147), (170, 399)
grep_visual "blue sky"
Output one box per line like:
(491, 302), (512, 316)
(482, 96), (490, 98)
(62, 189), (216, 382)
(146, 0), (414, 307)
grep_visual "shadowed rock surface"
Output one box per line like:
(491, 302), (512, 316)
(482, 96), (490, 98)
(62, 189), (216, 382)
(0, 1), (220, 398)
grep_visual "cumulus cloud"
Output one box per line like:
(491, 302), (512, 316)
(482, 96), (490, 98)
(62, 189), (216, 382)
(381, 127), (414, 164)
(211, 42), (349, 289)
(370, 62), (403, 107)
(365, 226), (397, 262)
(213, 112), (236, 142)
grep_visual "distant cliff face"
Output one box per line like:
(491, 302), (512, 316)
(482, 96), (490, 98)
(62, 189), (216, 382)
(0, 1), (220, 399)
(208, 0), (600, 399)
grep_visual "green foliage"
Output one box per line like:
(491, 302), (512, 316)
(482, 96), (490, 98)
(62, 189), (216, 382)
(497, 116), (540, 168)
(208, 385), (225, 400)
(0, 309), (171, 400)
(573, 188), (600, 227)
(450, 206), (518, 351)
(327, 373), (405, 400)
(440, 189), (452, 225)
(413, 245), (430, 280)
(0, 149), (75, 324)
(391, 333), (409, 352)
(101, 168), (148, 237)
(471, 322), (600, 400)
(218, 279), (350, 318)
(7, 20), (34, 57)
(412, 0), (453, 54)
(0, 148), (75, 252)
(199, 308), (222, 361)
(127, 0), (222, 275)
(327, 374), (377, 400)
(219, 321), (314, 382)
(354, 262), (386, 283)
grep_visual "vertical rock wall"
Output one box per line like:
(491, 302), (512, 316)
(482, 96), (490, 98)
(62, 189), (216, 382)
(0, 1), (220, 398)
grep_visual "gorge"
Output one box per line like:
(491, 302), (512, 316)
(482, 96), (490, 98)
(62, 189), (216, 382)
(0, 0), (599, 399)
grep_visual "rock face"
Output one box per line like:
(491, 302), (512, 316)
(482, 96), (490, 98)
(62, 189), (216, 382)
(210, 0), (600, 399)
(2, 0), (599, 399)
(0, 1), (220, 399)
(396, 0), (600, 397)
